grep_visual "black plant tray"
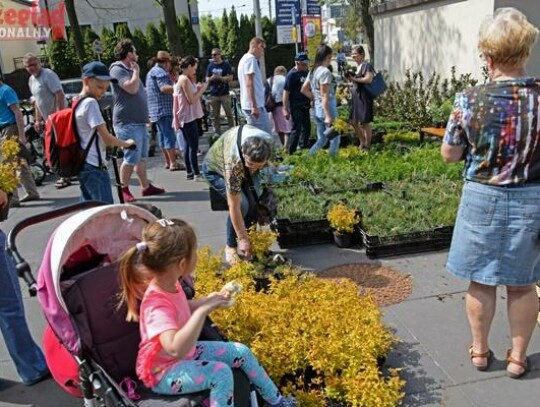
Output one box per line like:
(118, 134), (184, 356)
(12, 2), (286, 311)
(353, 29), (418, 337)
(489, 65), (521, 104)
(361, 226), (454, 259)
(209, 188), (228, 211)
(271, 218), (333, 248)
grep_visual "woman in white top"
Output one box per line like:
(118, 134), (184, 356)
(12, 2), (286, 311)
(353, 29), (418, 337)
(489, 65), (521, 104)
(173, 56), (208, 180)
(267, 65), (291, 147)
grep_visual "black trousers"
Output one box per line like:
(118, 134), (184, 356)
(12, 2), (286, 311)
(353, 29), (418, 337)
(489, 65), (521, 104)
(286, 105), (311, 154)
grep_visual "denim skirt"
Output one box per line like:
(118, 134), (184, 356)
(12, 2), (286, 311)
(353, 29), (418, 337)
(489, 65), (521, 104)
(447, 181), (540, 286)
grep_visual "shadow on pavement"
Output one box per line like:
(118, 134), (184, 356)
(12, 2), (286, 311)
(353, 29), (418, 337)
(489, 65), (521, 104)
(0, 378), (77, 406)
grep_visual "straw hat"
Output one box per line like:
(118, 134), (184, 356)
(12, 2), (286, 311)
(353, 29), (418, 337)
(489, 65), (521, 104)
(156, 50), (171, 62)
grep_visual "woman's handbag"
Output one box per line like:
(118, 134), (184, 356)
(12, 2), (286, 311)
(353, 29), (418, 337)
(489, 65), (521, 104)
(236, 125), (278, 225)
(364, 71), (387, 99)
(264, 77), (277, 112)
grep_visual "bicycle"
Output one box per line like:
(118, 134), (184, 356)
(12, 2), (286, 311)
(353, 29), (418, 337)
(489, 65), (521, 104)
(19, 101), (48, 186)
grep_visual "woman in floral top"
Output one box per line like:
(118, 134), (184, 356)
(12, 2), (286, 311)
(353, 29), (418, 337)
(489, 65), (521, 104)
(441, 8), (539, 379)
(202, 125), (274, 264)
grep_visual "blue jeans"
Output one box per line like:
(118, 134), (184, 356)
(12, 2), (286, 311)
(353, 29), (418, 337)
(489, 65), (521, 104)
(202, 162), (259, 248)
(77, 162), (114, 204)
(114, 124), (149, 165)
(309, 116), (341, 157)
(0, 231), (49, 384)
(181, 120), (200, 176)
(154, 115), (176, 149)
(243, 107), (273, 135)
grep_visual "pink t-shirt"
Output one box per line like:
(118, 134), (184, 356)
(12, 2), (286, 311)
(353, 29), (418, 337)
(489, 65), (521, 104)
(136, 282), (196, 387)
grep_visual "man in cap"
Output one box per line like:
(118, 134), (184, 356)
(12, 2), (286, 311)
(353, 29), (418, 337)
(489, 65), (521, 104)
(282, 52), (311, 154)
(206, 47), (234, 134)
(146, 51), (178, 170)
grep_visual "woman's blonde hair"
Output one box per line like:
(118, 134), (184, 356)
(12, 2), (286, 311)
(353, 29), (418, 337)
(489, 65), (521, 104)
(118, 219), (197, 322)
(478, 7), (539, 68)
(274, 65), (287, 76)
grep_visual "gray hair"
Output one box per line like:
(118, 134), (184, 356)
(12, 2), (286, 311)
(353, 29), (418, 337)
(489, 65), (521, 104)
(23, 53), (38, 63)
(241, 137), (272, 163)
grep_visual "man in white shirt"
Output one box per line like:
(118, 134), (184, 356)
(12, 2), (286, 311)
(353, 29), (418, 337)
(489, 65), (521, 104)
(24, 53), (70, 190)
(237, 37), (273, 135)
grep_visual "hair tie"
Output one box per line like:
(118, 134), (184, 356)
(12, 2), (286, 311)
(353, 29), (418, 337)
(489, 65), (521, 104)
(135, 241), (148, 253)
(157, 219), (174, 227)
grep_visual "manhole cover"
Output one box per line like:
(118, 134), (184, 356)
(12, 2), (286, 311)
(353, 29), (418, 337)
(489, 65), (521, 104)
(319, 263), (413, 307)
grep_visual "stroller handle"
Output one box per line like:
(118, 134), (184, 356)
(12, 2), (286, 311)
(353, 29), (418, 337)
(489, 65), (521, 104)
(6, 201), (108, 296)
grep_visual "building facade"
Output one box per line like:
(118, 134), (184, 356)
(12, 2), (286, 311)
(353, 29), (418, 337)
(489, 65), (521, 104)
(371, 0), (540, 81)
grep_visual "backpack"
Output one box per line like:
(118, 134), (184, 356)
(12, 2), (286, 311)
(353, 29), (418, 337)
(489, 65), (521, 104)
(264, 77), (277, 112)
(45, 97), (99, 177)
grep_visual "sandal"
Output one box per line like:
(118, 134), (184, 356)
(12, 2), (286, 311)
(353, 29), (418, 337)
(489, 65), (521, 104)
(506, 349), (528, 379)
(469, 345), (492, 371)
(55, 178), (71, 189)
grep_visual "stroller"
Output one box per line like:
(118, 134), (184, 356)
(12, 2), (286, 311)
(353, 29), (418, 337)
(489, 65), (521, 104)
(7, 202), (254, 407)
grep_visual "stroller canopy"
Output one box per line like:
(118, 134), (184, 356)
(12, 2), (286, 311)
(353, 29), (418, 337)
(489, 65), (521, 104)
(37, 204), (157, 354)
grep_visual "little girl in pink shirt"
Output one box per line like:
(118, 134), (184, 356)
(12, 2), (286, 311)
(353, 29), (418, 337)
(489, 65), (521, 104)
(118, 218), (296, 407)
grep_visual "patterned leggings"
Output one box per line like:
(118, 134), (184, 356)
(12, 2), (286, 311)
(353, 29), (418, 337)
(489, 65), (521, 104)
(153, 341), (282, 407)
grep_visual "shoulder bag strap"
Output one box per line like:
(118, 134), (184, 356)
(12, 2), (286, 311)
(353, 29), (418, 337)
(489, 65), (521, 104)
(236, 125), (260, 204)
(73, 96), (102, 167)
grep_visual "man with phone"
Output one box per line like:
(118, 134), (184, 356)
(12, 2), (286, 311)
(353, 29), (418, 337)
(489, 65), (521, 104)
(206, 48), (234, 135)
(109, 39), (164, 203)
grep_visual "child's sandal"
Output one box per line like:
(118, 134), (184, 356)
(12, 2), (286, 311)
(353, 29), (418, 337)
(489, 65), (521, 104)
(506, 349), (528, 379)
(469, 345), (491, 371)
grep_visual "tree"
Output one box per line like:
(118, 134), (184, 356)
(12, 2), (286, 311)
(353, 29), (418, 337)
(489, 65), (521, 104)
(205, 17), (220, 50)
(49, 38), (78, 78)
(115, 22), (132, 40)
(178, 15), (199, 56)
(322, 0), (375, 56)
(100, 27), (118, 66)
(219, 9), (229, 52)
(225, 6), (241, 60)
(155, 0), (182, 55)
(84, 28), (100, 63)
(146, 22), (167, 58)
(239, 14), (253, 53)
(64, 0), (85, 65)
(132, 28), (150, 68)
(261, 16), (276, 47)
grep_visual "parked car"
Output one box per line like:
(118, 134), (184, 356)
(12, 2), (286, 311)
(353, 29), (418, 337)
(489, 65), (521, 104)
(60, 78), (114, 111)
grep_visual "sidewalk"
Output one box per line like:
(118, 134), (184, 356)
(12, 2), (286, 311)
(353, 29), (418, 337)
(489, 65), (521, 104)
(0, 152), (539, 406)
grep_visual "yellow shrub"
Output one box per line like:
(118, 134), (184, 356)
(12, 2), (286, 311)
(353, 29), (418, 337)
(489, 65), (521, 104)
(326, 202), (360, 234)
(195, 248), (405, 406)
(247, 226), (277, 262)
(0, 138), (21, 194)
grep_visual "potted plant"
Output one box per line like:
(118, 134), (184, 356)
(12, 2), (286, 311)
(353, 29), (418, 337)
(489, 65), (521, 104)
(326, 202), (360, 248)
(0, 138), (21, 221)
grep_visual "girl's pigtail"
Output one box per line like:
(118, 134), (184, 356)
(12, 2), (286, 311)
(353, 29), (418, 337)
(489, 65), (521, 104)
(118, 246), (145, 322)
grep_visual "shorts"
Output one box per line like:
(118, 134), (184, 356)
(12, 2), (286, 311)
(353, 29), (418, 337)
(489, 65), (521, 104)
(154, 115), (176, 150)
(114, 124), (149, 165)
(447, 180), (540, 286)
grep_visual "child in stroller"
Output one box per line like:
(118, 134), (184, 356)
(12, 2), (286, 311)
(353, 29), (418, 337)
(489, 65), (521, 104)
(118, 217), (297, 407)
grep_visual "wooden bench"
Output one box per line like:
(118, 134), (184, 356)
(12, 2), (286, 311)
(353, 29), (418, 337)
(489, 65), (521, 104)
(419, 127), (445, 143)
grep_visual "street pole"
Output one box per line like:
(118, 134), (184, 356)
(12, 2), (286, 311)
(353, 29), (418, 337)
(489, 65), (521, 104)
(253, 0), (266, 79)
(268, 0), (272, 19)
(292, 6), (298, 55)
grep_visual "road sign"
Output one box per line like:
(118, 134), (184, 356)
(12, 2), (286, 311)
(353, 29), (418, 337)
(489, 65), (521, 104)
(92, 39), (103, 55)
(275, 0), (321, 44)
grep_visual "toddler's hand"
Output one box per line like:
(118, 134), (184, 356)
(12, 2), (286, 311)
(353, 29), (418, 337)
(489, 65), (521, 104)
(200, 293), (230, 314)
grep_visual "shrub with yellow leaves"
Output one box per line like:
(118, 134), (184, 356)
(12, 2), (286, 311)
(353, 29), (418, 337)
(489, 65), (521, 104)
(194, 247), (405, 406)
(247, 226), (278, 262)
(0, 138), (21, 194)
(326, 202), (360, 234)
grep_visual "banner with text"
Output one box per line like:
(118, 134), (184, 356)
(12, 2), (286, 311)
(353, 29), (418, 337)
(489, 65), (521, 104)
(275, 0), (321, 45)
(302, 15), (322, 63)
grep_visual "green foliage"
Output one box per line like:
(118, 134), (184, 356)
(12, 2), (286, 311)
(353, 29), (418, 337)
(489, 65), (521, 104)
(178, 15), (199, 56)
(239, 14), (254, 54)
(261, 16), (277, 47)
(99, 27), (117, 66)
(132, 28), (150, 70)
(375, 67), (477, 129)
(225, 6), (241, 61)
(146, 22), (167, 58)
(219, 9), (229, 52)
(201, 17), (220, 57)
(115, 22), (132, 40)
(158, 20), (169, 50)
(275, 144), (463, 234)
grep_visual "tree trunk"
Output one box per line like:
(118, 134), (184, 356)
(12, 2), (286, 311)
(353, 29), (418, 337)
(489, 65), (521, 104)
(160, 0), (183, 56)
(361, 0), (374, 59)
(64, 0), (86, 65)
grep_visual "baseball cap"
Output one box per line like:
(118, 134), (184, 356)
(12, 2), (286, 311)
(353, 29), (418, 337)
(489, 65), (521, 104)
(294, 52), (309, 64)
(81, 61), (117, 83)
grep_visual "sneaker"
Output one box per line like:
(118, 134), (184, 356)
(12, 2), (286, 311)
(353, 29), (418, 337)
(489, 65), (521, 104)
(224, 246), (240, 266)
(193, 174), (205, 182)
(142, 183), (165, 197)
(122, 187), (136, 203)
(186, 173), (194, 180)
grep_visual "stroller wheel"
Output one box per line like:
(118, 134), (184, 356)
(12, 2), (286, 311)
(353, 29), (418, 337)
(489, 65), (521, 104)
(30, 162), (47, 186)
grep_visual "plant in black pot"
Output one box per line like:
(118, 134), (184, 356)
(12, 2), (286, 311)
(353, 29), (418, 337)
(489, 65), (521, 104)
(326, 202), (361, 248)
(0, 138), (22, 221)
